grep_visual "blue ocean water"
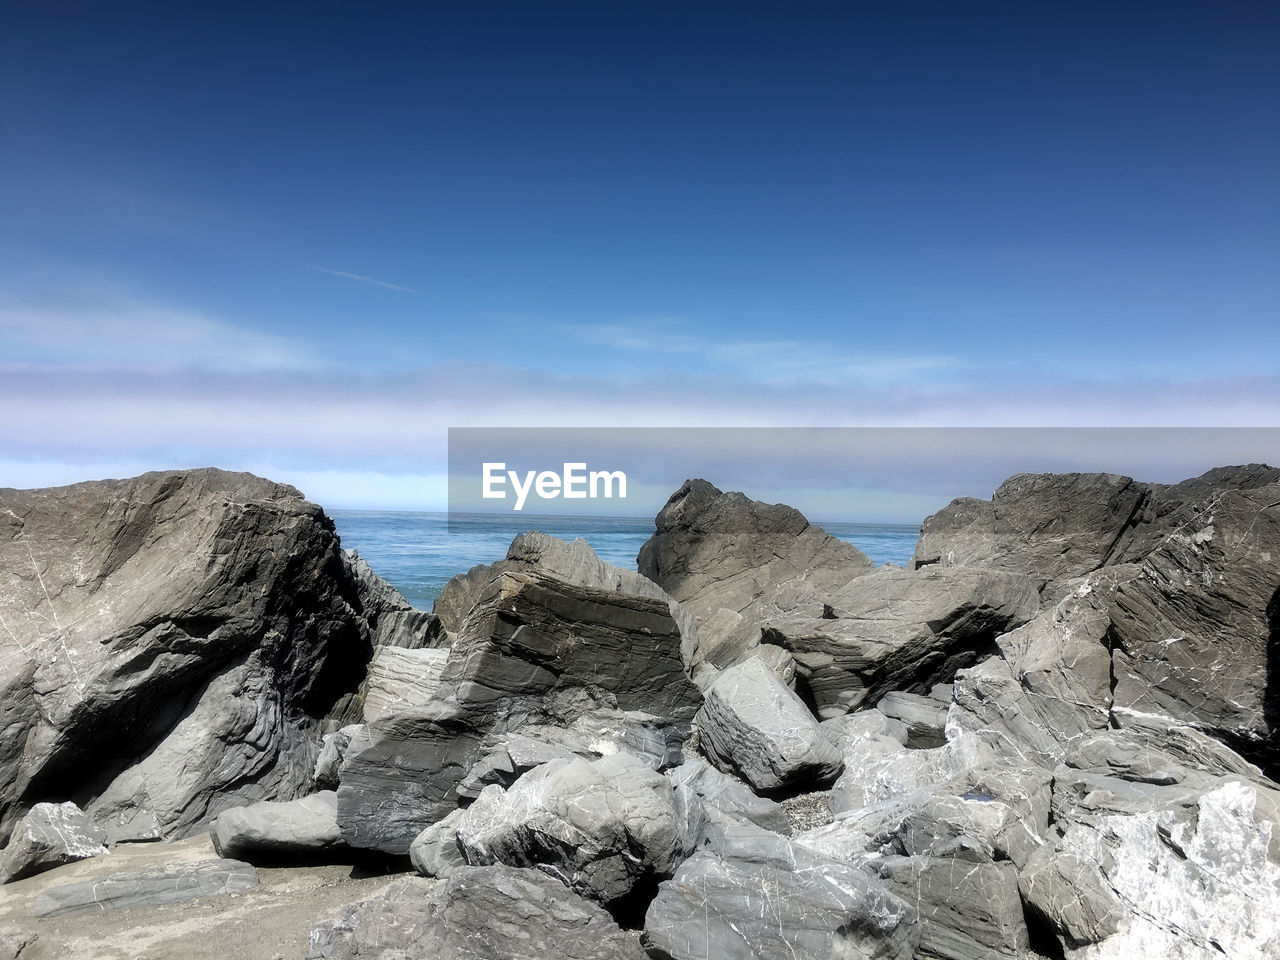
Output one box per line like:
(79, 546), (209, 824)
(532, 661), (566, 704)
(330, 510), (921, 611)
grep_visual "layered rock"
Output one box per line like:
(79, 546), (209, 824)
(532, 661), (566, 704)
(0, 469), (391, 844)
(0, 801), (106, 883)
(32, 857), (259, 918)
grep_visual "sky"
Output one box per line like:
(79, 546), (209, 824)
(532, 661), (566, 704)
(1, 2), (1277, 513)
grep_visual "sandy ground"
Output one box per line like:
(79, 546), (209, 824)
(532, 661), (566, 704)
(0, 835), (410, 960)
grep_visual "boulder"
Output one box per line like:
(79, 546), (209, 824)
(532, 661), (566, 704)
(307, 866), (648, 960)
(0, 469), (397, 844)
(637, 479), (873, 669)
(669, 758), (792, 854)
(829, 731), (997, 815)
(338, 569), (701, 853)
(453, 753), (682, 909)
(760, 566), (1038, 717)
(876, 691), (948, 748)
(409, 808), (467, 878)
(32, 857), (258, 918)
(643, 822), (918, 960)
(696, 657), (843, 793)
(359, 645), (449, 722)
(0, 801), (107, 883)
(209, 790), (345, 862)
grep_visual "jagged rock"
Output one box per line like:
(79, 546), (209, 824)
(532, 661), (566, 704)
(453, 753), (682, 909)
(307, 866), (648, 960)
(829, 731), (997, 814)
(878, 856), (1028, 960)
(876, 690), (948, 748)
(409, 808), (467, 878)
(0, 801), (107, 883)
(0, 469), (393, 844)
(761, 566), (1038, 717)
(338, 569), (701, 853)
(209, 790), (345, 862)
(360, 645), (449, 722)
(643, 821), (918, 960)
(343, 549), (444, 649)
(32, 857), (259, 918)
(637, 479), (873, 669)
(891, 793), (1040, 868)
(669, 757), (792, 853)
(821, 708), (909, 751)
(696, 656), (843, 793)
(1018, 845), (1126, 947)
(312, 723), (362, 789)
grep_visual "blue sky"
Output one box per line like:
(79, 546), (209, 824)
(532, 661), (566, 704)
(1, 2), (1277, 510)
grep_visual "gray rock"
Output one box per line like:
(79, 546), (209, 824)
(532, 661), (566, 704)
(308, 866), (648, 960)
(408, 808), (467, 878)
(669, 757), (792, 853)
(643, 822), (918, 960)
(338, 569), (702, 853)
(637, 479), (873, 669)
(696, 657), (843, 793)
(454, 753), (683, 908)
(877, 690), (948, 748)
(878, 855), (1028, 960)
(761, 566), (1038, 717)
(0, 469), (398, 843)
(32, 857), (259, 918)
(209, 790), (345, 862)
(0, 801), (107, 883)
(312, 724), (362, 790)
(1018, 845), (1125, 946)
(360, 645), (449, 722)
(829, 731), (997, 815)
(343, 549), (444, 649)
(0, 934), (34, 960)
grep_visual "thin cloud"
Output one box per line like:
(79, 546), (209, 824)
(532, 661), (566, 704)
(307, 265), (417, 294)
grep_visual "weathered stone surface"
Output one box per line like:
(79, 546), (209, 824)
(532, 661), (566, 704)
(0, 469), (389, 843)
(761, 566), (1038, 717)
(879, 855), (1028, 960)
(0, 801), (106, 883)
(32, 857), (259, 918)
(0, 934), (33, 960)
(338, 569), (701, 853)
(342, 548), (444, 649)
(644, 822), (918, 960)
(312, 723), (362, 789)
(360, 645), (449, 722)
(877, 690), (948, 748)
(453, 753), (682, 909)
(209, 790), (345, 862)
(637, 479), (873, 669)
(669, 757), (792, 854)
(696, 656), (843, 793)
(830, 731), (998, 815)
(308, 866), (648, 960)
(409, 807), (467, 878)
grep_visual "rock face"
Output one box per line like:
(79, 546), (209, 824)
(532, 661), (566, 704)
(359, 645), (449, 722)
(32, 857), (259, 918)
(209, 791), (345, 862)
(696, 656), (843, 793)
(338, 566), (702, 853)
(0, 801), (107, 883)
(308, 866), (648, 960)
(0, 469), (400, 845)
(637, 479), (873, 671)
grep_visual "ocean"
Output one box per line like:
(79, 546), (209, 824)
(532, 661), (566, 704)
(329, 510), (922, 610)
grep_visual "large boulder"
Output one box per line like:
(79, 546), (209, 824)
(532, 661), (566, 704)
(0, 801), (106, 883)
(696, 656), (843, 793)
(0, 469), (395, 844)
(307, 866), (648, 960)
(359, 645), (449, 722)
(338, 568), (702, 853)
(669, 757), (792, 854)
(637, 479), (874, 671)
(209, 790), (346, 862)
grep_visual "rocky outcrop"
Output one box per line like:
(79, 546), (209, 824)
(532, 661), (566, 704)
(637, 479), (873, 671)
(359, 645), (449, 722)
(0, 801), (106, 883)
(32, 857), (259, 918)
(695, 656), (843, 793)
(308, 866), (648, 960)
(0, 469), (397, 845)
(342, 549), (444, 649)
(209, 791), (346, 862)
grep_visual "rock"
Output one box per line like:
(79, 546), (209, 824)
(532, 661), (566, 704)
(0, 801), (107, 883)
(0, 469), (399, 843)
(453, 753), (683, 909)
(342, 548), (444, 649)
(643, 822), (918, 960)
(360, 645), (449, 722)
(891, 793), (1040, 868)
(409, 808), (467, 878)
(1018, 845), (1126, 947)
(878, 856), (1028, 960)
(308, 866), (648, 960)
(338, 569), (702, 853)
(32, 857), (259, 918)
(0, 934), (34, 960)
(312, 724), (362, 790)
(637, 479), (873, 669)
(695, 657), (843, 793)
(761, 565), (1038, 717)
(829, 731), (998, 815)
(669, 757), (792, 853)
(876, 691), (948, 748)
(209, 791), (345, 862)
